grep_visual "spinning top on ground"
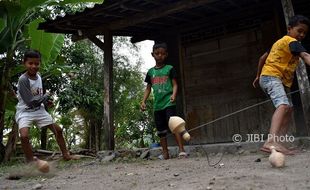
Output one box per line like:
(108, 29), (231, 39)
(35, 159), (50, 173)
(168, 116), (191, 141)
(268, 146), (285, 168)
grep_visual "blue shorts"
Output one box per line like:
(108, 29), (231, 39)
(259, 76), (292, 108)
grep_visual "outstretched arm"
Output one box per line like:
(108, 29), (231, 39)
(300, 52), (310, 66)
(252, 52), (268, 88)
(140, 84), (151, 111)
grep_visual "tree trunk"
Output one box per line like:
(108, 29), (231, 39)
(90, 119), (96, 151)
(0, 142), (4, 163)
(40, 127), (47, 150)
(0, 63), (9, 145)
(4, 121), (18, 162)
(95, 121), (101, 151)
(0, 50), (14, 162)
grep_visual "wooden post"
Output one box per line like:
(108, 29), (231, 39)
(88, 35), (114, 150)
(103, 31), (115, 150)
(281, 0), (310, 135)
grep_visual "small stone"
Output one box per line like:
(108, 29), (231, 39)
(140, 150), (150, 159)
(250, 149), (258, 153)
(206, 186), (212, 190)
(168, 183), (175, 187)
(102, 153), (116, 162)
(254, 158), (261, 162)
(238, 149), (245, 154)
(32, 184), (43, 190)
(173, 173), (179, 177)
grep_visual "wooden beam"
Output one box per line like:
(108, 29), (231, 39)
(205, 5), (222, 13)
(144, 0), (165, 5)
(169, 1), (271, 35)
(103, 30), (115, 150)
(226, 0), (241, 9)
(167, 15), (192, 22)
(88, 35), (105, 50)
(281, 0), (310, 136)
(103, 0), (217, 31)
(132, 1), (271, 43)
(52, 0), (218, 40)
(120, 3), (145, 12)
(184, 10), (206, 19)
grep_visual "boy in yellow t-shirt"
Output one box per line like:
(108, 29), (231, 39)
(253, 15), (310, 155)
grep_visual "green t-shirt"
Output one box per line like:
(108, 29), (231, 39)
(145, 64), (176, 111)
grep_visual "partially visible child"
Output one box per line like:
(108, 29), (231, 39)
(252, 15), (310, 155)
(16, 50), (78, 163)
(140, 42), (187, 159)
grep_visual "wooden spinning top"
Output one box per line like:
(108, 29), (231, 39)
(168, 116), (191, 141)
(268, 146), (285, 168)
(35, 158), (50, 173)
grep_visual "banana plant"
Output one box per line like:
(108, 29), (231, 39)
(0, 0), (103, 162)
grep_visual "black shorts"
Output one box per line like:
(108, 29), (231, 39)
(154, 106), (176, 137)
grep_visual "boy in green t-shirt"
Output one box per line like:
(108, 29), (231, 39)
(141, 42), (186, 159)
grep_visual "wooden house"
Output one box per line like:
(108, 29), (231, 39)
(39, 0), (310, 148)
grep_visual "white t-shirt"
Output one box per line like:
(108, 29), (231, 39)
(15, 73), (48, 121)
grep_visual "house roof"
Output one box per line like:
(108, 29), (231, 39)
(38, 0), (309, 43)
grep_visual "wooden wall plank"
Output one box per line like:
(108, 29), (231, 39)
(181, 29), (275, 144)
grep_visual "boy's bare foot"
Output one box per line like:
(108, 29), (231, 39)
(163, 151), (170, 160)
(63, 154), (80, 161)
(261, 142), (295, 155)
(178, 152), (188, 159)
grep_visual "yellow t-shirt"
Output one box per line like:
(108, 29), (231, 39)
(261, 35), (300, 87)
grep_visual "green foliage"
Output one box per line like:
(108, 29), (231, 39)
(1, 0), (155, 153)
(57, 37), (156, 149)
(57, 39), (103, 149)
(0, 17), (6, 34)
(59, 40), (103, 115)
(112, 37), (156, 148)
(28, 18), (65, 67)
(0, 0), (104, 161)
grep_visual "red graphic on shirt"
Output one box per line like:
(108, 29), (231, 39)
(31, 88), (43, 96)
(151, 76), (168, 85)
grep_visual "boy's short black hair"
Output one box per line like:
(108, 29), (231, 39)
(153, 42), (168, 51)
(288, 15), (310, 28)
(23, 50), (41, 62)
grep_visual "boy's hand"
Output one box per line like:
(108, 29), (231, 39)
(140, 101), (146, 111)
(45, 91), (52, 97)
(46, 99), (54, 108)
(252, 77), (259, 88)
(170, 95), (176, 103)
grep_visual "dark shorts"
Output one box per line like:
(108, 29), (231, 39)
(154, 106), (176, 137)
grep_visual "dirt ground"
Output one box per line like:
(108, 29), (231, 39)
(1, 148), (310, 190)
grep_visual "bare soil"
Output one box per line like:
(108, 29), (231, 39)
(1, 149), (310, 190)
